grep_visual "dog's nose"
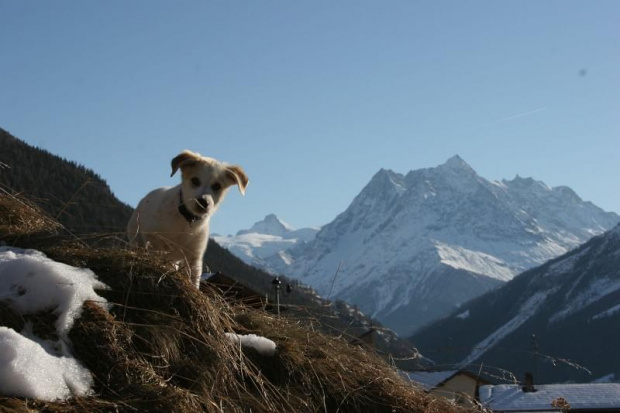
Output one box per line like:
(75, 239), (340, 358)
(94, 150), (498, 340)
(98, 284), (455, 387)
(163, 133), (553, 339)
(196, 197), (209, 210)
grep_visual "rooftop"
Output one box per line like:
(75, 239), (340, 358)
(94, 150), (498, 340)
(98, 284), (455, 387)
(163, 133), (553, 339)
(479, 383), (620, 412)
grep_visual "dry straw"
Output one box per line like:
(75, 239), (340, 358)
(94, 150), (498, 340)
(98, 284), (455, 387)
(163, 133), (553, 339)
(0, 193), (478, 412)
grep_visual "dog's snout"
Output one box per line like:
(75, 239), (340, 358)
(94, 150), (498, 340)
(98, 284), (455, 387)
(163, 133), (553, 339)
(196, 197), (210, 210)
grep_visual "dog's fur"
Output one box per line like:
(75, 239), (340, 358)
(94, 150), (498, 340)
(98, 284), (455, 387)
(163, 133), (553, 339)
(127, 150), (248, 288)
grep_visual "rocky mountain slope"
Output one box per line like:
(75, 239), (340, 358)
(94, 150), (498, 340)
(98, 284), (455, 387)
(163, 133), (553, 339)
(410, 224), (620, 384)
(261, 156), (618, 336)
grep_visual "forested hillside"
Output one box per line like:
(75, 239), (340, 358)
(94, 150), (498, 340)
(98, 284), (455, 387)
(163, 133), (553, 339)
(0, 128), (132, 236)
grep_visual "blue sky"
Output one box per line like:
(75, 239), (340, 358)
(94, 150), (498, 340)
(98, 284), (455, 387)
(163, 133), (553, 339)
(1, 1), (618, 236)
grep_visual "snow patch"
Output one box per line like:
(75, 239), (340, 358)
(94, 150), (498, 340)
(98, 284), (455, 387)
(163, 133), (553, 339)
(551, 277), (620, 323)
(544, 247), (590, 278)
(434, 241), (515, 281)
(592, 304), (620, 321)
(0, 247), (109, 340)
(456, 310), (470, 320)
(225, 333), (277, 356)
(0, 327), (94, 401)
(0, 247), (109, 401)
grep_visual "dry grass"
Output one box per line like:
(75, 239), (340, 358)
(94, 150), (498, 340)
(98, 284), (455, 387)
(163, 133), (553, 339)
(0, 193), (477, 412)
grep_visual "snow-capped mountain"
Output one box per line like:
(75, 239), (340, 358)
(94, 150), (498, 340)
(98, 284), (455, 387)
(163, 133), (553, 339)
(212, 214), (319, 271)
(410, 224), (620, 384)
(236, 213), (296, 237)
(267, 156), (619, 336)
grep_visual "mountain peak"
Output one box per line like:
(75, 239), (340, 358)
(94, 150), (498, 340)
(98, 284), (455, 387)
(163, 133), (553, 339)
(361, 168), (406, 198)
(503, 175), (551, 191)
(438, 155), (475, 173)
(236, 214), (295, 236)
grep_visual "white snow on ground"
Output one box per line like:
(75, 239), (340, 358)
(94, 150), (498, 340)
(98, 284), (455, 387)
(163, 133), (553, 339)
(0, 247), (109, 340)
(0, 327), (94, 401)
(0, 247), (109, 401)
(458, 290), (553, 368)
(225, 333), (277, 356)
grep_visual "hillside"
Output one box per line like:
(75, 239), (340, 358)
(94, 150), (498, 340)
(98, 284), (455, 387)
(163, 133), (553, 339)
(0, 192), (471, 412)
(263, 156), (619, 336)
(0, 127), (133, 237)
(410, 224), (620, 384)
(0, 127), (423, 369)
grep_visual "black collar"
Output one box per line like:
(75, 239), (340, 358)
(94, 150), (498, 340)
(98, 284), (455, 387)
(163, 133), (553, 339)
(178, 191), (203, 225)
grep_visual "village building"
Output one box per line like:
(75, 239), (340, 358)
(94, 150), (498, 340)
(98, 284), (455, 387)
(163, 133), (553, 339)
(401, 369), (490, 407)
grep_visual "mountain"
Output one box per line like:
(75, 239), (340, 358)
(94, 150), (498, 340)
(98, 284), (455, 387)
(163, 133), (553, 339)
(213, 214), (319, 271)
(237, 213), (296, 236)
(410, 224), (620, 384)
(266, 155), (619, 336)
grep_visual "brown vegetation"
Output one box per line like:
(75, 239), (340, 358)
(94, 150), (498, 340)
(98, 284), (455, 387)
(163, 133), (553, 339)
(0, 193), (475, 412)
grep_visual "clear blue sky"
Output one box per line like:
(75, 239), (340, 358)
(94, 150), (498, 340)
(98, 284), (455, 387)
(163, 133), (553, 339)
(1, 1), (618, 236)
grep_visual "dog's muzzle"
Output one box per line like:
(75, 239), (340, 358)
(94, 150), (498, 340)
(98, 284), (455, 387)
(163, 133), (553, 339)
(178, 191), (206, 225)
(196, 197), (210, 211)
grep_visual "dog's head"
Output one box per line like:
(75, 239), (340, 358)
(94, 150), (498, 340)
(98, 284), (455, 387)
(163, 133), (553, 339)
(171, 150), (248, 218)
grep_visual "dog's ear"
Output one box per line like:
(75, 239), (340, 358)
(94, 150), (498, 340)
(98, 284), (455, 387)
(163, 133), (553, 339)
(171, 150), (201, 177)
(225, 165), (249, 195)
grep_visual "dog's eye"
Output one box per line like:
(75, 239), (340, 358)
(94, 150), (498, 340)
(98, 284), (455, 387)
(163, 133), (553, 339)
(211, 182), (222, 192)
(191, 178), (201, 187)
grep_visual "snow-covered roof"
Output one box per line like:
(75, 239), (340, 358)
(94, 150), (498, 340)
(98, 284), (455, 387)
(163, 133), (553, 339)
(479, 383), (620, 412)
(401, 370), (460, 391)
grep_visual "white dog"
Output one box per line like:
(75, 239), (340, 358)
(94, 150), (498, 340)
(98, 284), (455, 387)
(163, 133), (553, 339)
(127, 150), (248, 288)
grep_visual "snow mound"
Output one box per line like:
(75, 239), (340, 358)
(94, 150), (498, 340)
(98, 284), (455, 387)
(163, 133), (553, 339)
(225, 333), (277, 356)
(0, 247), (110, 401)
(0, 327), (94, 401)
(0, 247), (109, 339)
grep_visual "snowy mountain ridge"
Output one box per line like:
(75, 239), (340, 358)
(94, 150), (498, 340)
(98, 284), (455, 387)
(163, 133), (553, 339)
(262, 156), (619, 336)
(236, 214), (296, 237)
(212, 214), (319, 271)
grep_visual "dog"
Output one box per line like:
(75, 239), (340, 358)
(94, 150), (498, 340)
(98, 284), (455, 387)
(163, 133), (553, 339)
(127, 150), (248, 288)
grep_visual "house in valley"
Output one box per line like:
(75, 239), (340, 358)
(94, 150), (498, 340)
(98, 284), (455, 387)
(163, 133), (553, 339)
(401, 369), (490, 407)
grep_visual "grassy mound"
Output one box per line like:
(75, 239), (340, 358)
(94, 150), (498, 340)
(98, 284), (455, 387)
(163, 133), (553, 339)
(0, 193), (475, 412)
